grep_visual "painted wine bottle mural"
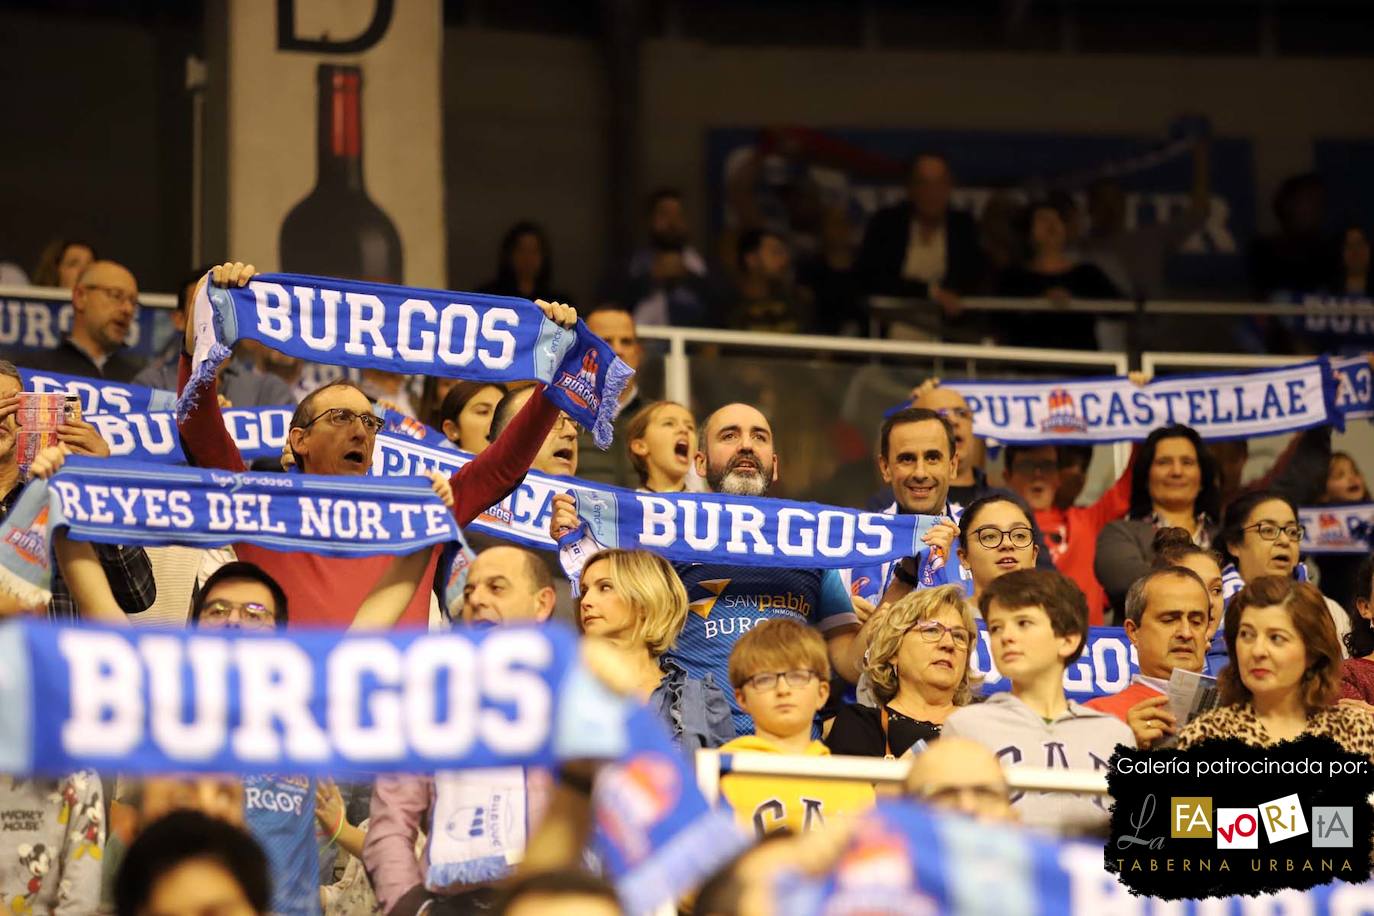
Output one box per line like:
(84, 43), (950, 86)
(279, 64), (403, 283)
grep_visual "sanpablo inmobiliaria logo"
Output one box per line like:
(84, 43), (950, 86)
(1106, 736), (1374, 898)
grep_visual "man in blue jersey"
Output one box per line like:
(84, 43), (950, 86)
(192, 562), (339, 916)
(555, 402), (860, 734)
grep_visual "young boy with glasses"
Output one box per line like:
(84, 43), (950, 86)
(941, 568), (1132, 837)
(718, 619), (875, 837)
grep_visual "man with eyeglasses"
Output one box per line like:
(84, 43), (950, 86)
(1083, 566), (1212, 748)
(177, 261), (580, 628)
(905, 736), (1017, 823)
(1003, 441), (1136, 625)
(24, 260), (145, 381)
(188, 561), (362, 916)
(366, 544), (557, 915)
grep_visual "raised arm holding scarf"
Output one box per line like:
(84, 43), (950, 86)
(172, 264), (603, 627)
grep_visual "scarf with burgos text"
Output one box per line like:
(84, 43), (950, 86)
(901, 359), (1345, 445)
(0, 456), (473, 608)
(18, 366), (177, 415)
(181, 273), (633, 448)
(86, 403), (453, 467)
(0, 616), (746, 916)
(0, 617), (632, 777)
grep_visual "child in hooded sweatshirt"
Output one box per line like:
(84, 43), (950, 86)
(719, 619), (875, 837)
(942, 569), (1132, 836)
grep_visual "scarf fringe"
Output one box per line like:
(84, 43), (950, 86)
(0, 567), (52, 610)
(426, 856), (513, 889)
(593, 356), (636, 449)
(174, 341), (233, 423)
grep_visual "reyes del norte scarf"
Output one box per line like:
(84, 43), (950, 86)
(0, 455), (471, 607)
(896, 359), (1349, 444)
(182, 272), (634, 448)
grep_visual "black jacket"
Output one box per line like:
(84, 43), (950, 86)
(855, 203), (985, 298)
(16, 338), (143, 383)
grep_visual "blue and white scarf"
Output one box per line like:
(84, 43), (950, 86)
(18, 367), (177, 415)
(1332, 354), (1373, 421)
(553, 485), (942, 582)
(87, 404), (452, 467)
(1300, 504), (1374, 555)
(774, 800), (1362, 915)
(88, 407), (291, 465)
(0, 287), (164, 357)
(0, 456), (470, 606)
(0, 617), (633, 777)
(971, 622), (1136, 702)
(840, 500), (972, 607)
(913, 360), (1341, 444)
(372, 434), (947, 582)
(593, 704), (750, 915)
(1220, 561), (1311, 604)
(183, 273), (634, 447)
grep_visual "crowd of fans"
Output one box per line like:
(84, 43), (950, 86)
(0, 223), (1369, 915)
(10, 141), (1373, 360)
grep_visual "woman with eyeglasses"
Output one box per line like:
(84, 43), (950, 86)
(1219, 489), (1350, 655)
(1095, 424), (1222, 623)
(957, 494), (1041, 608)
(825, 586), (980, 758)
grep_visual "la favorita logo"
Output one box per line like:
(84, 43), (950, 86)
(1106, 736), (1374, 898)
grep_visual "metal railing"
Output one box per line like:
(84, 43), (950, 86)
(693, 748), (1109, 805)
(636, 323), (1131, 407)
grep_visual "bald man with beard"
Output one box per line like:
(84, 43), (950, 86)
(554, 402), (860, 735)
(23, 260), (145, 381)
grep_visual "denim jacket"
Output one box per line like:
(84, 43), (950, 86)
(650, 657), (736, 749)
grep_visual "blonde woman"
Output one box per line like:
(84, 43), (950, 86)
(825, 585), (980, 758)
(625, 400), (696, 493)
(578, 548), (735, 747)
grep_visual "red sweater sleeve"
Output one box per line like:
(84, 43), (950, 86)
(451, 385), (560, 526)
(1086, 443), (1138, 530)
(175, 352), (246, 472)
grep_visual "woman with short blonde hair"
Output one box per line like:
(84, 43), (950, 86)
(826, 585), (980, 758)
(578, 548), (734, 747)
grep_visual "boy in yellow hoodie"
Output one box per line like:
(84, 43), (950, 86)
(719, 619), (876, 837)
